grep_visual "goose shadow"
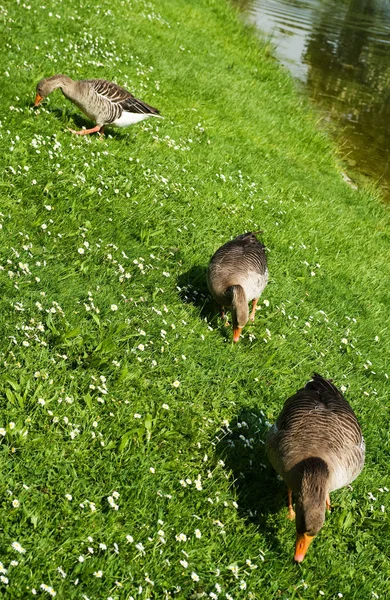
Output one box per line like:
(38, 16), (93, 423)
(38, 106), (129, 140)
(177, 266), (232, 341)
(177, 265), (215, 322)
(216, 407), (287, 552)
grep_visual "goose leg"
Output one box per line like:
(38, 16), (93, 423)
(326, 494), (331, 511)
(287, 488), (295, 520)
(249, 298), (259, 322)
(68, 124), (103, 135)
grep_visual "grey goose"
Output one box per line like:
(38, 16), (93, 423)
(34, 75), (161, 135)
(266, 373), (365, 562)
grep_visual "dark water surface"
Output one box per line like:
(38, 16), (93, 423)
(235, 0), (390, 198)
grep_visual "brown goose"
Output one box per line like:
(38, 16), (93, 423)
(34, 75), (161, 135)
(207, 232), (268, 342)
(266, 373), (365, 562)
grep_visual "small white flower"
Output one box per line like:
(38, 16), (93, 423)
(12, 499), (20, 508)
(194, 529), (201, 539)
(126, 535), (134, 543)
(180, 559), (188, 568)
(150, 467), (155, 474)
(94, 570), (103, 578)
(65, 494), (72, 501)
(137, 344), (145, 351)
(191, 572), (199, 582)
(0, 428), (6, 436)
(78, 556), (85, 563)
(78, 248), (85, 254)
(110, 304), (118, 311)
(9, 422), (16, 430)
(11, 542), (26, 554)
(341, 338), (348, 345)
(10, 561), (18, 567)
(0, 576), (8, 585)
(172, 380), (180, 388)
(175, 533), (187, 542)
(162, 403), (169, 410)
(38, 398), (45, 406)
(99, 543), (107, 550)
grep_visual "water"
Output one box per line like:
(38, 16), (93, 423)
(235, 0), (390, 198)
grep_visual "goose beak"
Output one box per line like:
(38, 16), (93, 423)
(232, 327), (242, 342)
(34, 94), (43, 107)
(294, 533), (315, 563)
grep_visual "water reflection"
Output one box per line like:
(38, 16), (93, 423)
(235, 0), (390, 198)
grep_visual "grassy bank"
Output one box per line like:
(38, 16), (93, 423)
(1, 0), (389, 598)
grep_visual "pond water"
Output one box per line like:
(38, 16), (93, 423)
(235, 0), (390, 199)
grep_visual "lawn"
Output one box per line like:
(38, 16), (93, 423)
(0, 0), (389, 598)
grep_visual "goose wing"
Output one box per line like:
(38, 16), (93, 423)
(85, 79), (160, 115)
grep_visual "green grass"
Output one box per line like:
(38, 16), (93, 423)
(0, 0), (389, 598)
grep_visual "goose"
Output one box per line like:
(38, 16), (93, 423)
(34, 75), (161, 135)
(266, 373), (365, 562)
(207, 232), (268, 342)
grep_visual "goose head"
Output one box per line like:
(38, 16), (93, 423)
(293, 458), (328, 562)
(230, 285), (249, 342)
(34, 75), (72, 106)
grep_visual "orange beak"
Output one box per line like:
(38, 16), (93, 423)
(232, 326), (242, 343)
(34, 93), (43, 107)
(294, 533), (315, 563)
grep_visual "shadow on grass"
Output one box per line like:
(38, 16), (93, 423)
(177, 266), (232, 341)
(216, 406), (287, 553)
(39, 106), (130, 140)
(177, 265), (214, 320)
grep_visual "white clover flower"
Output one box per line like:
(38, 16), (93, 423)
(11, 542), (26, 554)
(110, 304), (118, 311)
(135, 542), (145, 554)
(57, 567), (66, 579)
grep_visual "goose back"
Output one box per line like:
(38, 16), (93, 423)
(266, 373), (365, 493)
(207, 232), (268, 306)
